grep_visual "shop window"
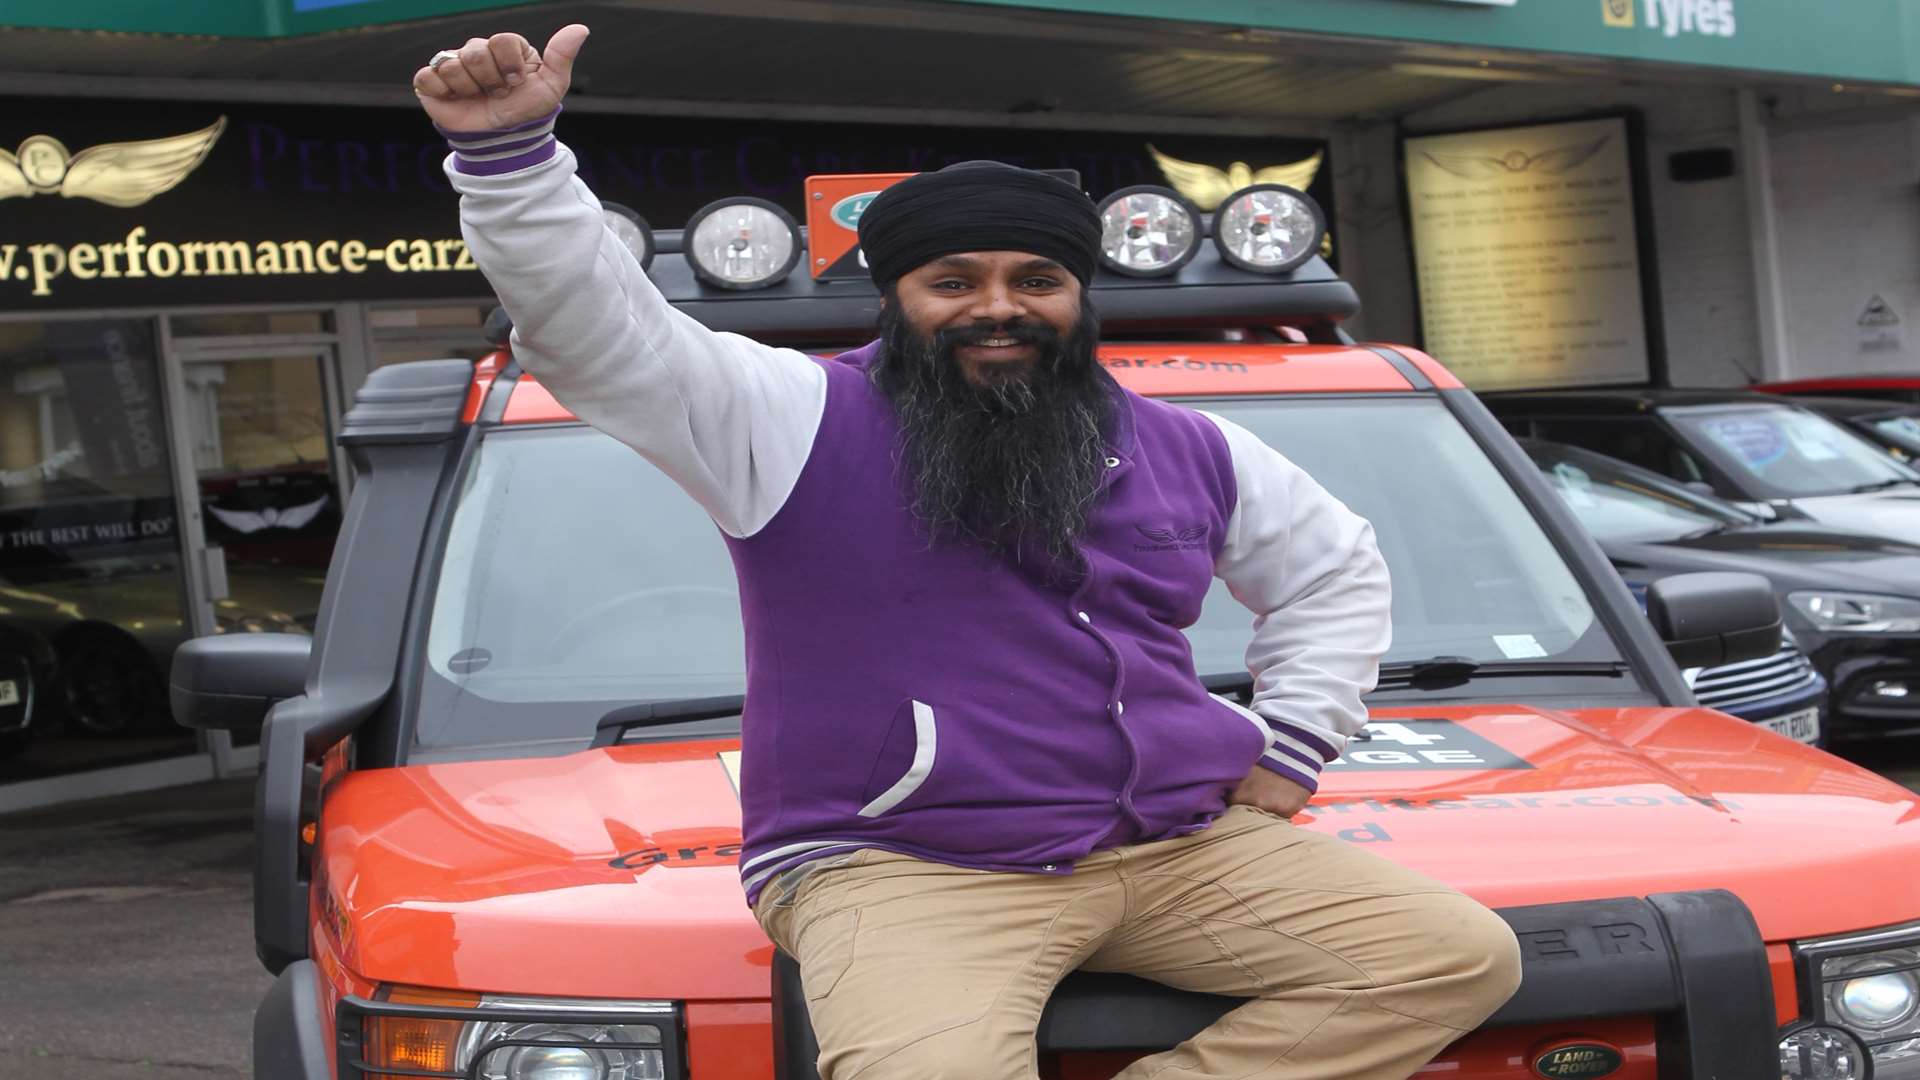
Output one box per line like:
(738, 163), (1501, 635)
(0, 319), (196, 780)
(169, 310), (333, 338)
(370, 303), (494, 369)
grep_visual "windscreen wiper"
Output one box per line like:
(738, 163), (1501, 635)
(591, 694), (745, 748)
(1849, 477), (1919, 494)
(1376, 656), (1630, 690)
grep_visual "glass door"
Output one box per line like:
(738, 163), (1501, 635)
(164, 344), (345, 651)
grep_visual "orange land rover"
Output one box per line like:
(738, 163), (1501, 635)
(171, 182), (1920, 1080)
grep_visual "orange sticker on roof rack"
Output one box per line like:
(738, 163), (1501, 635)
(805, 173), (913, 280)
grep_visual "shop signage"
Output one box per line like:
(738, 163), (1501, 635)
(935, 0), (1911, 86)
(0, 98), (1328, 311)
(1, 121), (227, 208)
(1404, 115), (1655, 392)
(1607, 0), (1736, 38)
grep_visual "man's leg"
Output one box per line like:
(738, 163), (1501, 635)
(756, 848), (1127, 1080)
(1083, 806), (1521, 1080)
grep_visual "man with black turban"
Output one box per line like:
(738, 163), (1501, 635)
(419, 26), (1519, 1080)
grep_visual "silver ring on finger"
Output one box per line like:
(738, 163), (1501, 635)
(429, 49), (461, 72)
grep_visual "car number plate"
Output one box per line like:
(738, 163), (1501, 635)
(0, 680), (17, 707)
(1762, 706), (1820, 744)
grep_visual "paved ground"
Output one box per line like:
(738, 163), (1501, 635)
(0, 778), (265, 1079)
(0, 746), (1915, 1080)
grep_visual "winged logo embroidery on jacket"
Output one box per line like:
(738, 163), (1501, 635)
(1, 118), (227, 208)
(1135, 524), (1210, 545)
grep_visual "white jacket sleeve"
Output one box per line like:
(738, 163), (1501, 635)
(448, 144), (825, 539)
(1200, 411), (1392, 792)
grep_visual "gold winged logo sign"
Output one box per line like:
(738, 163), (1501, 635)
(1147, 144), (1324, 211)
(0, 118), (227, 209)
(1420, 135), (1612, 180)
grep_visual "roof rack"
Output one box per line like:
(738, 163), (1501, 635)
(633, 225), (1359, 345)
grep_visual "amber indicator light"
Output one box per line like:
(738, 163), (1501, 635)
(363, 986), (483, 1079)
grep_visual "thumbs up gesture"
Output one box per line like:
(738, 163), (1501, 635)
(413, 24), (589, 133)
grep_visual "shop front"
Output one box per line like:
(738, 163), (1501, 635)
(0, 93), (1329, 807)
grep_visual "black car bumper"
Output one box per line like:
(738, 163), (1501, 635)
(773, 889), (1778, 1080)
(1817, 641), (1920, 738)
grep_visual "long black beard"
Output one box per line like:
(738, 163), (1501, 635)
(871, 295), (1114, 570)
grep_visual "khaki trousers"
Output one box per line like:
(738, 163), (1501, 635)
(755, 806), (1522, 1080)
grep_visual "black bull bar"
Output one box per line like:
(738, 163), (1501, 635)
(773, 889), (1778, 1080)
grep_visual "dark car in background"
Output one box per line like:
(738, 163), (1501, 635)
(0, 618), (52, 758)
(1793, 396), (1920, 464)
(1487, 388), (1920, 543)
(1525, 438), (1920, 741)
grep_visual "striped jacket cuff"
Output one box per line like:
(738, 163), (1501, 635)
(1254, 717), (1344, 793)
(437, 107), (561, 176)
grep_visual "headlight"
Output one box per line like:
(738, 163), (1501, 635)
(1798, 921), (1920, 1077)
(463, 1019), (666, 1080)
(1790, 591), (1920, 633)
(360, 990), (677, 1080)
(683, 197), (800, 290)
(1210, 183), (1325, 275)
(1096, 185), (1200, 277)
(600, 201), (655, 272)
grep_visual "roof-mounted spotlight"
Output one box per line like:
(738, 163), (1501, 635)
(1211, 183), (1325, 275)
(683, 197), (801, 291)
(599, 200), (655, 272)
(1096, 185), (1201, 278)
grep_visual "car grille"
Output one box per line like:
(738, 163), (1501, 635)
(1688, 643), (1820, 710)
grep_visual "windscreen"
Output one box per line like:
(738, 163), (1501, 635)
(1869, 414), (1920, 456)
(1665, 403), (1920, 498)
(418, 426), (746, 753)
(419, 397), (1623, 755)
(1184, 398), (1615, 673)
(1524, 441), (1753, 544)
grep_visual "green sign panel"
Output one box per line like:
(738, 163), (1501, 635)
(0, 0), (532, 37)
(2, 0), (1917, 86)
(939, 0), (1920, 87)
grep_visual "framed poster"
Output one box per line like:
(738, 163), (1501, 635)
(1403, 114), (1660, 392)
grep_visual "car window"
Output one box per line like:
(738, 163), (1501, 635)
(1521, 441), (1752, 544)
(1665, 404), (1920, 498)
(417, 426), (746, 752)
(1185, 398), (1619, 670)
(1521, 418), (1710, 484)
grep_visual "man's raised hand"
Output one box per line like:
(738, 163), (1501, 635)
(412, 25), (588, 133)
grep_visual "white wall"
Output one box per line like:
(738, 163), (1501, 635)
(1766, 103), (1920, 379)
(1338, 79), (1762, 387)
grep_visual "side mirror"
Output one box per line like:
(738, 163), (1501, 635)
(1646, 572), (1781, 671)
(169, 633), (311, 731)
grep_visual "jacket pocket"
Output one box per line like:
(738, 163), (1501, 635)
(858, 700), (938, 818)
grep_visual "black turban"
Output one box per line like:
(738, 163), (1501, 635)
(857, 161), (1101, 289)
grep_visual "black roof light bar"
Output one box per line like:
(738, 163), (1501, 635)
(633, 223), (1359, 345)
